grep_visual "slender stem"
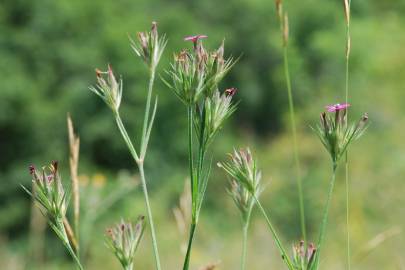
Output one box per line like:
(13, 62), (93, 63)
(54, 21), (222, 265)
(283, 47), (306, 242)
(255, 198), (294, 269)
(187, 106), (196, 219)
(241, 209), (252, 270)
(115, 114), (139, 162)
(315, 164), (337, 268)
(139, 164), (162, 270)
(140, 68), (156, 158)
(114, 114), (161, 270)
(182, 223), (197, 270)
(57, 218), (84, 270)
(345, 2), (352, 269)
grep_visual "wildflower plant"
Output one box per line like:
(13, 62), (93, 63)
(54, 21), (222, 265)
(89, 22), (167, 270)
(218, 148), (262, 270)
(23, 161), (83, 270)
(163, 35), (238, 270)
(312, 104), (368, 268)
(218, 148), (295, 269)
(105, 216), (145, 270)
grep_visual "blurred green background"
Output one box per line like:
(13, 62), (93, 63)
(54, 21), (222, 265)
(1, 0), (404, 269)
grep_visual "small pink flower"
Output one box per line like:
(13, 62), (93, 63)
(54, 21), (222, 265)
(225, 87), (237, 97)
(325, 103), (350, 112)
(184, 35), (208, 43)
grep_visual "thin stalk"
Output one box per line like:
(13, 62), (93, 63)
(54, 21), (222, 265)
(255, 198), (294, 269)
(187, 106), (196, 218)
(241, 209), (252, 270)
(314, 164), (338, 268)
(344, 1), (352, 269)
(139, 164), (162, 270)
(283, 47), (306, 242)
(183, 223), (197, 270)
(57, 218), (84, 270)
(140, 68), (156, 158)
(114, 114), (161, 270)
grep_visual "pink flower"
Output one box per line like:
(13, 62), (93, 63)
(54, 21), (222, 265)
(184, 35), (208, 43)
(225, 87), (237, 97)
(325, 103), (350, 112)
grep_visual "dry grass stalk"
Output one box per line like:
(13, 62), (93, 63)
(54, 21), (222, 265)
(343, 0), (350, 25)
(67, 114), (80, 242)
(173, 180), (192, 254)
(283, 13), (289, 46)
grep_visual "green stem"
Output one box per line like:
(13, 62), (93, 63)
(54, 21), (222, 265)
(140, 68), (156, 158)
(56, 218), (84, 270)
(182, 223), (197, 270)
(241, 209), (252, 270)
(283, 46), (306, 242)
(315, 164), (338, 268)
(344, 4), (352, 268)
(255, 198), (294, 269)
(139, 164), (162, 270)
(187, 106), (196, 219)
(114, 114), (161, 270)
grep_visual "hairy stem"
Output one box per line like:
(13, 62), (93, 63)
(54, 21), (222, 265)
(315, 164), (337, 268)
(283, 46), (306, 242)
(255, 198), (294, 269)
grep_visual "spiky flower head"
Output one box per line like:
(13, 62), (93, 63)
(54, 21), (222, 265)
(130, 21), (167, 69)
(24, 161), (69, 220)
(313, 103), (368, 165)
(291, 240), (316, 270)
(218, 148), (262, 220)
(163, 37), (236, 105)
(89, 64), (123, 114)
(197, 88), (237, 148)
(105, 216), (145, 270)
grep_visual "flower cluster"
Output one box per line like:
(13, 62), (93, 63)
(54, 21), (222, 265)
(291, 240), (316, 270)
(197, 88), (238, 148)
(164, 36), (236, 105)
(25, 161), (68, 220)
(89, 64), (123, 113)
(105, 216), (145, 270)
(218, 148), (262, 221)
(130, 21), (167, 69)
(313, 103), (368, 164)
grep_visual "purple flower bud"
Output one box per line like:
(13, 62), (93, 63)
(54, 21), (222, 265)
(29, 165), (36, 175)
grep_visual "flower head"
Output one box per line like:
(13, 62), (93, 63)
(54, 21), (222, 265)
(199, 89), (238, 147)
(105, 216), (145, 269)
(89, 64), (123, 113)
(24, 161), (68, 219)
(218, 148), (262, 195)
(130, 21), (167, 68)
(291, 240), (316, 270)
(163, 39), (237, 105)
(313, 104), (369, 165)
(325, 103), (350, 112)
